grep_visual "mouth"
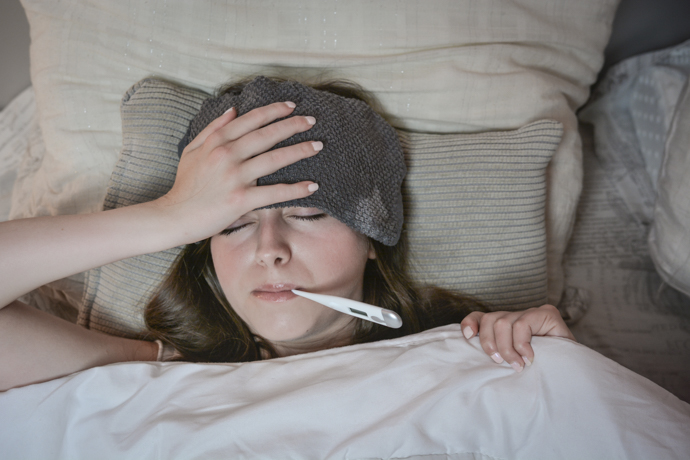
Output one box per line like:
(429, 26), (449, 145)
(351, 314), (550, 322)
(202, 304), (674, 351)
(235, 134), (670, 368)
(252, 283), (301, 302)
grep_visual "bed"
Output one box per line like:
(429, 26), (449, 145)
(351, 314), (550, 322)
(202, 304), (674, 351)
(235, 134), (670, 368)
(1, 1), (689, 458)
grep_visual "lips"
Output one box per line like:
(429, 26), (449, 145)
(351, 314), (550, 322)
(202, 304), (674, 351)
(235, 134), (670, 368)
(252, 283), (301, 302)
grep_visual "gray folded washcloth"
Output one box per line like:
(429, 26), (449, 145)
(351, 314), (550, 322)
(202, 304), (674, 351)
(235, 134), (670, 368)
(178, 76), (405, 245)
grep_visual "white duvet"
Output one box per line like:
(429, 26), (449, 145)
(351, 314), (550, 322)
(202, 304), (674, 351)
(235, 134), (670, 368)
(1, 324), (688, 460)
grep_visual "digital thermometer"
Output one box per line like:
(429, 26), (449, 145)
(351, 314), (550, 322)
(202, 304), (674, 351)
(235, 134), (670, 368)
(292, 289), (403, 329)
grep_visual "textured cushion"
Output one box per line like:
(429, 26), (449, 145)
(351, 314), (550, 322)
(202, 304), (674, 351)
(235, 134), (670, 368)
(15, 0), (618, 305)
(79, 78), (561, 337)
(401, 126), (559, 310)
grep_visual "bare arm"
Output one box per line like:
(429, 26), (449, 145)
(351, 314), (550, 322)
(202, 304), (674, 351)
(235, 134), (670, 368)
(0, 300), (157, 391)
(0, 102), (321, 389)
(0, 202), (187, 310)
(0, 102), (319, 310)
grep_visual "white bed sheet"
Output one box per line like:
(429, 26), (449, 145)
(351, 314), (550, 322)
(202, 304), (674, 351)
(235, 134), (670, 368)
(1, 325), (688, 460)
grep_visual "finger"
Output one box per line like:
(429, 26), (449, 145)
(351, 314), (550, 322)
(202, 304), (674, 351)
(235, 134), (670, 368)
(209, 101), (299, 149)
(460, 311), (484, 339)
(242, 141), (323, 180)
(516, 305), (575, 341)
(477, 312), (506, 364)
(536, 304), (577, 341)
(228, 114), (316, 162)
(184, 107), (238, 154)
(512, 316), (535, 367)
(494, 314), (526, 372)
(244, 181), (319, 211)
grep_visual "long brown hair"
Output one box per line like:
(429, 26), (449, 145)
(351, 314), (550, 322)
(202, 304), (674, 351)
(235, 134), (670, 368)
(145, 77), (485, 362)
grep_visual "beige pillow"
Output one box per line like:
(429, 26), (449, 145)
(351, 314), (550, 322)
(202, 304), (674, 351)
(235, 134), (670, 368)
(79, 78), (561, 337)
(15, 0), (618, 305)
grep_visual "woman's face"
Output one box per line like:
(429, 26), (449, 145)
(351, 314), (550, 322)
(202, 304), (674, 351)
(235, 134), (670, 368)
(210, 207), (375, 355)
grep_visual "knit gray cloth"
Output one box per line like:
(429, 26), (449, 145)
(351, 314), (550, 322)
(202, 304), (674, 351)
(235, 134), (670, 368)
(178, 76), (405, 245)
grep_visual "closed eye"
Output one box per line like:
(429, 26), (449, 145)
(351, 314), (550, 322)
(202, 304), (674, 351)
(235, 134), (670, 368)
(220, 224), (249, 236)
(291, 213), (327, 222)
(219, 213), (327, 236)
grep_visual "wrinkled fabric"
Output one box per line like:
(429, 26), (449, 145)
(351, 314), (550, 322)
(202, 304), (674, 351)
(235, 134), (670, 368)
(2, 325), (689, 460)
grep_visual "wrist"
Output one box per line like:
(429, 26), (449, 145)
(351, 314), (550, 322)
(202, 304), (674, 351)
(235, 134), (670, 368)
(139, 196), (209, 247)
(117, 338), (159, 362)
(155, 339), (182, 361)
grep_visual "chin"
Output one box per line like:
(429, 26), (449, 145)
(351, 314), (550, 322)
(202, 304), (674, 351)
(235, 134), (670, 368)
(258, 324), (314, 343)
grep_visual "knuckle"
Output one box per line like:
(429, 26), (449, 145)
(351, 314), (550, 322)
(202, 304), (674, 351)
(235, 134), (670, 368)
(470, 311), (484, 320)
(494, 317), (511, 330)
(247, 102), (290, 126)
(498, 346), (515, 358)
(300, 141), (316, 155)
(210, 145), (231, 159)
(227, 188), (246, 207)
(246, 107), (271, 125)
(205, 131), (223, 147)
(283, 117), (307, 133)
(513, 317), (529, 329)
(270, 101), (292, 113)
(483, 311), (500, 321)
(480, 337), (495, 354)
(541, 304), (558, 313)
(289, 115), (311, 131)
(514, 342), (529, 354)
(260, 121), (282, 139)
(269, 148), (291, 165)
(479, 312), (494, 326)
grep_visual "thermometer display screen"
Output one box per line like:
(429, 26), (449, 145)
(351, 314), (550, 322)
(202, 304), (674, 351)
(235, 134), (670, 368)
(349, 307), (368, 317)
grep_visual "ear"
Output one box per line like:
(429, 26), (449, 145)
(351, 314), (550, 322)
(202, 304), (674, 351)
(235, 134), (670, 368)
(367, 241), (377, 260)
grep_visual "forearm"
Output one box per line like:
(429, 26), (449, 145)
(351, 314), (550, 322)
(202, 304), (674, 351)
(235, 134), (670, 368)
(0, 199), (186, 309)
(0, 301), (157, 391)
(0, 103), (321, 310)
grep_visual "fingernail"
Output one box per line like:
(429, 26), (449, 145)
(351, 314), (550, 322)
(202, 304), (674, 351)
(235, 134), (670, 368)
(511, 361), (524, 373)
(462, 326), (473, 340)
(285, 101), (296, 108)
(491, 353), (503, 364)
(522, 356), (532, 367)
(311, 141), (323, 151)
(223, 107), (235, 115)
(308, 183), (319, 192)
(305, 116), (316, 125)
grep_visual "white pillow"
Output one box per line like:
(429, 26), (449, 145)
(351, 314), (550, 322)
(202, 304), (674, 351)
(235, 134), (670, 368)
(578, 39), (690, 298)
(649, 82), (690, 296)
(14, 0), (619, 305)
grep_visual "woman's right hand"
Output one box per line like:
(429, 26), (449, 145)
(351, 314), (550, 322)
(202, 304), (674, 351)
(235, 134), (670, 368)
(0, 101), (321, 310)
(154, 101), (322, 243)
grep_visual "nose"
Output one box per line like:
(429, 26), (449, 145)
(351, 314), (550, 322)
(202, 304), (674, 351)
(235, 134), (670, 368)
(255, 217), (291, 267)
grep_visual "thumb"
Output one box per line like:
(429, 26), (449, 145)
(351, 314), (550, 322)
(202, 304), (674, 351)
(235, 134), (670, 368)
(460, 311), (484, 339)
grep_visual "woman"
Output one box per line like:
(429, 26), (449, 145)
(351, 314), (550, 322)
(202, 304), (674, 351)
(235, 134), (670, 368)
(0, 77), (573, 391)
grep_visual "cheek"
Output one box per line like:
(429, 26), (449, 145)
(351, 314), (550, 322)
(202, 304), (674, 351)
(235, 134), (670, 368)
(294, 226), (371, 293)
(210, 236), (245, 303)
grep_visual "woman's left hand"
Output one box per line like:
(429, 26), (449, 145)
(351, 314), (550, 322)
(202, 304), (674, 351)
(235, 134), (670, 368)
(460, 304), (576, 372)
